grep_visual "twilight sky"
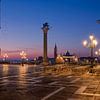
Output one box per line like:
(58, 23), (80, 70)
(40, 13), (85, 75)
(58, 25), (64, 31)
(0, 0), (100, 58)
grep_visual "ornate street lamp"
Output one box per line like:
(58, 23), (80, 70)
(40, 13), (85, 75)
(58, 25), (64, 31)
(83, 34), (98, 68)
(95, 49), (100, 63)
(95, 49), (100, 57)
(3, 53), (8, 63)
(20, 51), (27, 66)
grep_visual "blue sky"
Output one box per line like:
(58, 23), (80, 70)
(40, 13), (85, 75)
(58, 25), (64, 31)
(0, 0), (100, 58)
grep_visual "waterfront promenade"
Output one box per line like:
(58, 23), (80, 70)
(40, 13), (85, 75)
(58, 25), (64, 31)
(0, 64), (100, 100)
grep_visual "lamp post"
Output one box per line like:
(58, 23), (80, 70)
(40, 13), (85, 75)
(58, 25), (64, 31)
(3, 53), (8, 63)
(20, 51), (27, 66)
(83, 34), (98, 68)
(95, 49), (100, 63)
(95, 49), (100, 56)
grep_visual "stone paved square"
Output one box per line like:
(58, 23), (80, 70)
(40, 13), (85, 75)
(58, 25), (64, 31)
(0, 65), (100, 100)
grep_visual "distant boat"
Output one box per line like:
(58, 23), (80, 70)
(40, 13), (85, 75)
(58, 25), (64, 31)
(96, 20), (100, 24)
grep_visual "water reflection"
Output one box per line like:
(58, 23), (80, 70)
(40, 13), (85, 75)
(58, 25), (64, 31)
(0, 64), (41, 88)
(2, 64), (9, 76)
(1, 64), (9, 84)
(19, 64), (28, 75)
(18, 64), (28, 86)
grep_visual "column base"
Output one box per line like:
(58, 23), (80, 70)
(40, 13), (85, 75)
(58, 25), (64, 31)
(42, 61), (49, 66)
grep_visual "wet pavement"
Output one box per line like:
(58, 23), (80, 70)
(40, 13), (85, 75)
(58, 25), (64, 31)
(0, 64), (45, 100)
(0, 64), (100, 100)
